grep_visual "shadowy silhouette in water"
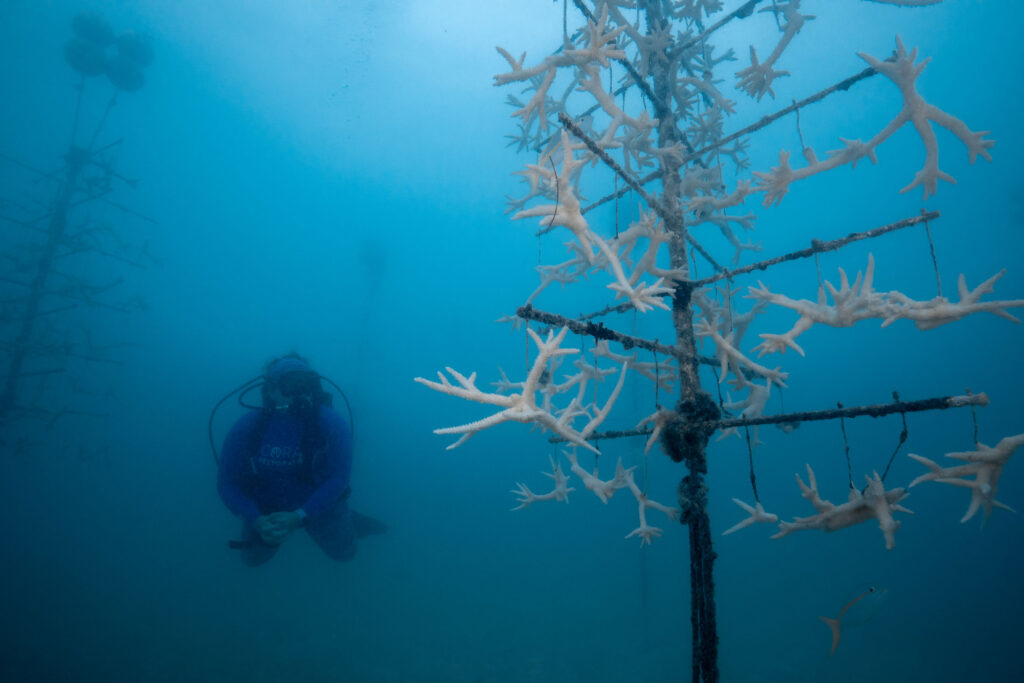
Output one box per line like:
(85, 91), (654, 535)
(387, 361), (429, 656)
(819, 584), (888, 657)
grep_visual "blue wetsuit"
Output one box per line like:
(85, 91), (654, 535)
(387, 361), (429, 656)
(218, 405), (355, 563)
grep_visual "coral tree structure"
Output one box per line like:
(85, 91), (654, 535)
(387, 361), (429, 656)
(416, 1), (1016, 548)
(416, 2), (1016, 678)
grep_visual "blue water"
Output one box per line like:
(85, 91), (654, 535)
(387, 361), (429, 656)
(1, 1), (1021, 681)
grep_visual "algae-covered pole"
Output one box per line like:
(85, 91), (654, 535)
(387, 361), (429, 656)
(0, 150), (86, 420)
(558, 391), (989, 443)
(641, 1), (721, 680)
(694, 211), (941, 287)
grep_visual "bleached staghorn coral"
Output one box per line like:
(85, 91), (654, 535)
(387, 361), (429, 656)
(511, 131), (593, 252)
(686, 178), (761, 265)
(513, 131), (677, 313)
(695, 316), (789, 388)
(691, 286), (776, 428)
(772, 465), (913, 550)
(510, 454), (575, 510)
(621, 461), (683, 544)
(882, 270), (1024, 330)
(749, 254), (1024, 357)
(511, 208), (688, 312)
(754, 36), (993, 205)
(494, 5), (631, 138)
(414, 326), (627, 454)
(637, 407), (676, 456)
(612, 210), (690, 290)
(716, 376), (772, 447)
(593, 339), (678, 392)
(736, 0), (814, 101)
(749, 253), (889, 357)
(908, 434), (1024, 525)
(722, 498), (778, 536)
(512, 448), (680, 545)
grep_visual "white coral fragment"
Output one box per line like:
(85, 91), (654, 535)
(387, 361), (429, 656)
(754, 36), (993, 204)
(908, 434), (1024, 525)
(772, 466), (912, 550)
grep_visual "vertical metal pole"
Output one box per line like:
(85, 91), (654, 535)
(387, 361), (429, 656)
(640, 2), (720, 681)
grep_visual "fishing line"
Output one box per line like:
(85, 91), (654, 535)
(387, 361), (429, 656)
(876, 393), (909, 483)
(794, 98), (807, 152)
(744, 425), (760, 502)
(838, 402), (853, 489)
(923, 213), (943, 298)
(709, 365), (725, 410)
(547, 155), (561, 256)
(967, 388), (980, 444)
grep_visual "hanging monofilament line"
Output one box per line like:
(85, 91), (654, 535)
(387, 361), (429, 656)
(814, 251), (823, 288)
(794, 99), (807, 151)
(968, 389), (980, 444)
(709, 365), (726, 410)
(923, 211), (943, 297)
(879, 395), (909, 482)
(838, 402), (853, 489)
(537, 156), (562, 241)
(744, 425), (761, 502)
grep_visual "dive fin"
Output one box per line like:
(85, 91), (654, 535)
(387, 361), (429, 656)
(352, 510), (388, 538)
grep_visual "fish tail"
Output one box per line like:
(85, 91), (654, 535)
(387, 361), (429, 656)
(819, 615), (841, 657)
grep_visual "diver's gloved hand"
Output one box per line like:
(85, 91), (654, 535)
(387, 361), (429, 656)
(268, 510), (303, 534)
(253, 515), (281, 545)
(253, 511), (302, 545)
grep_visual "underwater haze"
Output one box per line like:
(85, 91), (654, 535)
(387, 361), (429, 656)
(1, 1), (1022, 682)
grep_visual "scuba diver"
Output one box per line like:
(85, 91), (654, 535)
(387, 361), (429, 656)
(215, 353), (386, 566)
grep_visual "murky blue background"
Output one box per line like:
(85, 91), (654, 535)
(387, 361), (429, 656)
(1, 1), (1021, 681)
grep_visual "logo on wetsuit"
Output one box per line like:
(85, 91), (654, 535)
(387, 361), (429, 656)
(257, 444), (303, 470)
